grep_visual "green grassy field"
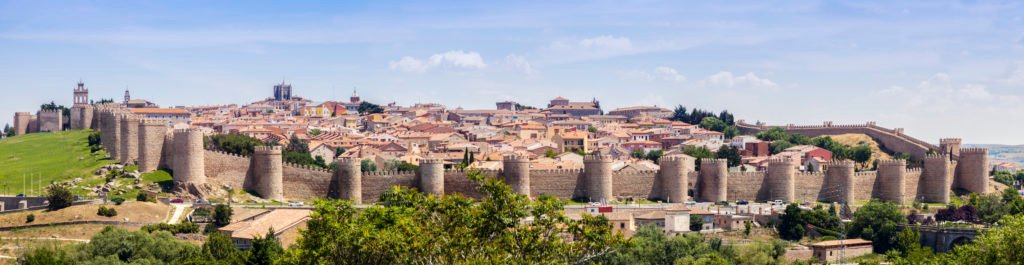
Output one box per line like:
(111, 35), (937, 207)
(0, 130), (112, 196)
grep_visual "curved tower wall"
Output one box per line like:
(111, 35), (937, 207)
(502, 154), (531, 197)
(137, 119), (167, 172)
(939, 138), (962, 158)
(119, 115), (140, 165)
(160, 132), (175, 170)
(698, 158), (728, 202)
(877, 159), (907, 204)
(921, 154), (952, 203)
(766, 158), (797, 202)
(957, 148), (989, 194)
(13, 112), (31, 136)
(584, 154), (614, 203)
(109, 112), (123, 161)
(247, 146), (283, 201)
(824, 160), (855, 204)
(333, 158), (362, 203)
(419, 158), (445, 196)
(659, 155), (694, 203)
(172, 129), (206, 188)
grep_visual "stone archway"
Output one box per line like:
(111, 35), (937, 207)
(948, 236), (973, 251)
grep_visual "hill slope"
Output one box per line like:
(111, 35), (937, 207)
(0, 130), (112, 195)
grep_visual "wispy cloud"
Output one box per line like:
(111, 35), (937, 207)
(389, 50), (487, 73)
(699, 71), (777, 89)
(620, 66), (686, 83)
(504, 54), (535, 76)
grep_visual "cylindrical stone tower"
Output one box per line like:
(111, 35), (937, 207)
(137, 119), (167, 172)
(502, 154), (531, 198)
(98, 111), (113, 154)
(659, 154), (694, 203)
(160, 132), (175, 170)
(119, 114), (140, 165)
(921, 154), (952, 204)
(13, 112), (31, 135)
(824, 160), (855, 204)
(957, 148), (989, 194)
(419, 158), (445, 196)
(246, 146), (284, 201)
(172, 129), (206, 189)
(877, 159), (907, 204)
(109, 112), (123, 161)
(939, 138), (962, 158)
(698, 158), (728, 202)
(767, 158), (797, 203)
(333, 157), (362, 203)
(584, 154), (614, 203)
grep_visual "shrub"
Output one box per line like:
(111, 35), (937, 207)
(137, 192), (154, 202)
(142, 223), (200, 235)
(46, 184), (75, 211)
(97, 206), (118, 217)
(25, 214), (35, 223)
(111, 197), (126, 205)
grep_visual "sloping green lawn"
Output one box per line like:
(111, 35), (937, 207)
(0, 130), (112, 195)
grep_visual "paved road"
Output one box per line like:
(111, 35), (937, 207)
(167, 203), (188, 224)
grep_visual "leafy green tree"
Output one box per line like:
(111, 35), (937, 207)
(714, 145), (742, 167)
(682, 146), (715, 170)
(690, 215), (704, 232)
(3, 123), (13, 137)
(248, 229), (283, 265)
(46, 184), (74, 211)
(631, 149), (646, 159)
(360, 159), (377, 172)
(544, 149), (558, 158)
(645, 149), (664, 163)
(334, 147), (346, 157)
(849, 201), (906, 253)
(357, 101), (384, 114)
(279, 169), (625, 264)
(18, 227), (204, 264)
(208, 134), (265, 156)
(851, 145), (873, 167)
(204, 232), (244, 262)
(777, 204), (806, 241)
(671, 105), (689, 123)
(213, 204), (233, 227)
(937, 214), (1024, 264)
(601, 225), (747, 264)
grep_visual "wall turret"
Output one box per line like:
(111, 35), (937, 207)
(332, 157), (362, 203)
(584, 154), (614, 203)
(921, 154), (952, 203)
(108, 111), (123, 160)
(824, 160), (855, 204)
(70, 105), (94, 130)
(767, 157), (797, 202)
(502, 154), (531, 198)
(939, 138), (962, 158)
(419, 158), (445, 196)
(119, 114), (140, 165)
(956, 148), (989, 194)
(698, 158), (728, 202)
(137, 119), (167, 172)
(13, 112), (31, 136)
(246, 146), (283, 201)
(172, 129), (206, 189)
(659, 155), (694, 203)
(36, 109), (62, 133)
(877, 159), (907, 204)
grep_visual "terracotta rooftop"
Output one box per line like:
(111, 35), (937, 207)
(128, 108), (190, 115)
(219, 209), (311, 240)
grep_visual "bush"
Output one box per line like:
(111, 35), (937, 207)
(136, 192), (154, 202)
(111, 197), (126, 205)
(25, 214), (35, 223)
(46, 184), (75, 211)
(97, 206), (118, 217)
(213, 204), (233, 227)
(142, 223), (200, 235)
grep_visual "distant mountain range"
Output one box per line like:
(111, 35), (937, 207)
(966, 144), (1024, 168)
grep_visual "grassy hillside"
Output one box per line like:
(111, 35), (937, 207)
(0, 130), (112, 196)
(829, 133), (893, 165)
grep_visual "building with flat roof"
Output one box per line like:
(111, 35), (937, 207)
(811, 238), (874, 263)
(219, 208), (311, 250)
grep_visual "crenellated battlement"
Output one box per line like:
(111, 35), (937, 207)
(39, 109), (61, 114)
(659, 154), (694, 162)
(584, 154), (613, 162)
(503, 154), (530, 161)
(206, 149), (250, 159)
(767, 157), (796, 166)
(419, 158), (445, 164)
(364, 170), (417, 177)
(795, 171), (824, 178)
(700, 158), (728, 165)
(825, 160), (855, 168)
(854, 171), (877, 177)
(923, 153), (949, 161)
(140, 119), (166, 126)
(254, 145), (282, 153)
(940, 138), (962, 144)
(531, 168), (585, 174)
(877, 159), (908, 167)
(283, 162), (331, 173)
(335, 157), (360, 164)
(959, 147), (988, 155)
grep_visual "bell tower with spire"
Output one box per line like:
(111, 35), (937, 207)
(350, 88), (361, 103)
(123, 88), (131, 106)
(73, 80), (89, 105)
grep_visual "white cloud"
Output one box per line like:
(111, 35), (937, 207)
(700, 71), (777, 88)
(578, 35), (633, 51)
(389, 50), (486, 73)
(874, 73), (1015, 112)
(1004, 62), (1024, 85)
(504, 54), (535, 76)
(621, 66), (687, 83)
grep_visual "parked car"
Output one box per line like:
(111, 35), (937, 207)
(772, 200), (785, 206)
(170, 198), (185, 203)
(736, 200), (750, 205)
(288, 202), (305, 207)
(15, 194), (24, 198)
(684, 201), (697, 206)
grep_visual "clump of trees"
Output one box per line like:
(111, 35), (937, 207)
(848, 201), (906, 253)
(991, 170), (1024, 187)
(46, 184), (75, 211)
(630, 149), (664, 163)
(670, 105), (740, 138)
(598, 225), (788, 264)
(357, 101), (384, 115)
(755, 128), (874, 165)
(885, 214), (1024, 264)
(142, 223), (200, 235)
(278, 169), (625, 264)
(96, 206), (118, 217)
(681, 145), (742, 170)
(776, 204), (844, 241)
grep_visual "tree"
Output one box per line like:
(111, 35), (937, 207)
(851, 145), (873, 167)
(690, 215), (704, 232)
(334, 147), (346, 157)
(631, 149), (646, 159)
(249, 228), (283, 265)
(670, 105), (688, 123)
(3, 123), (13, 137)
(645, 149), (664, 163)
(744, 221), (752, 237)
(18, 227), (203, 264)
(46, 184), (74, 211)
(360, 159), (377, 172)
(682, 146), (714, 170)
(204, 232), (243, 261)
(208, 133), (265, 156)
(214, 204), (233, 227)
(699, 117), (727, 132)
(715, 145), (742, 167)
(357, 101), (384, 114)
(278, 169), (625, 264)
(849, 201), (906, 253)
(777, 204), (806, 241)
(937, 214), (1024, 264)
(544, 149), (558, 158)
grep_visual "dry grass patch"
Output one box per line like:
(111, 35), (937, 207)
(0, 201), (170, 227)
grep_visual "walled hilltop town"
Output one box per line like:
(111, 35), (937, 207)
(2, 80), (1014, 263)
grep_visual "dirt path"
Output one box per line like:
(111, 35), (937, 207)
(0, 237), (89, 243)
(167, 204), (187, 224)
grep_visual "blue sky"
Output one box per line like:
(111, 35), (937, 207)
(1, 1), (1023, 144)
